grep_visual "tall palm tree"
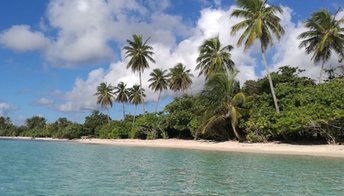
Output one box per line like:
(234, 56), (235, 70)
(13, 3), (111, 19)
(196, 36), (235, 80)
(123, 34), (155, 113)
(298, 9), (344, 83)
(168, 63), (193, 94)
(95, 82), (115, 123)
(128, 85), (146, 123)
(148, 68), (169, 112)
(200, 72), (246, 140)
(231, 0), (284, 113)
(114, 82), (130, 119)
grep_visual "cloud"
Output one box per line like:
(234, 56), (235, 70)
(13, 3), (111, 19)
(55, 5), (259, 112)
(271, 8), (343, 80)
(0, 25), (50, 52)
(57, 68), (105, 112)
(59, 5), (344, 113)
(34, 97), (55, 107)
(0, 102), (14, 116)
(44, 0), (118, 66)
(0, 0), (192, 67)
(2, 1), (341, 114)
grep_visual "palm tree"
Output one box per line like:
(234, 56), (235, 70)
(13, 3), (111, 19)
(196, 36), (235, 80)
(148, 68), (169, 112)
(298, 9), (344, 83)
(95, 82), (115, 123)
(168, 63), (193, 94)
(128, 85), (146, 123)
(114, 82), (130, 119)
(200, 73), (246, 140)
(231, 0), (284, 113)
(123, 34), (155, 113)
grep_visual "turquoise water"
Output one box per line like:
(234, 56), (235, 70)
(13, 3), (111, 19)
(0, 139), (343, 195)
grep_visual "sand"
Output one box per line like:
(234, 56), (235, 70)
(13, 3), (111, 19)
(2, 137), (344, 158)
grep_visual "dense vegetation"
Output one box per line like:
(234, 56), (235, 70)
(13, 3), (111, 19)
(1, 66), (343, 143)
(1, 0), (344, 144)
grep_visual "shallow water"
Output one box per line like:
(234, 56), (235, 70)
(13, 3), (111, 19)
(0, 139), (343, 195)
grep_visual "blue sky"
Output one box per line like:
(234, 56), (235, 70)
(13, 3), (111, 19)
(0, 0), (343, 125)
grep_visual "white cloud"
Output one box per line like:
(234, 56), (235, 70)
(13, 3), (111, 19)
(2, 1), (341, 114)
(58, 68), (105, 112)
(0, 0), (191, 67)
(0, 25), (50, 52)
(271, 8), (343, 80)
(0, 102), (14, 116)
(55, 5), (259, 112)
(214, 0), (222, 7)
(44, 0), (117, 66)
(34, 97), (55, 107)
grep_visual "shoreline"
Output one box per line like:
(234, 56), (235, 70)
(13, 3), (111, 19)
(1, 136), (344, 158)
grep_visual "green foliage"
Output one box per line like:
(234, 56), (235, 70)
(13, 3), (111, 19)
(25, 116), (46, 130)
(168, 63), (193, 94)
(95, 82), (115, 113)
(196, 36), (234, 79)
(164, 95), (206, 138)
(243, 67), (344, 143)
(83, 111), (109, 136)
(98, 121), (129, 139)
(0, 116), (17, 136)
(53, 123), (84, 139)
(130, 113), (168, 139)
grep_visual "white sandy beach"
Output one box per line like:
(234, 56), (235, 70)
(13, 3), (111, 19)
(2, 137), (343, 158)
(75, 138), (344, 158)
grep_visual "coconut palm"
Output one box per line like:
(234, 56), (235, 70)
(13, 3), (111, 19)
(123, 34), (155, 113)
(114, 82), (130, 119)
(298, 9), (344, 83)
(196, 36), (235, 80)
(200, 72), (246, 140)
(231, 0), (284, 113)
(148, 68), (169, 112)
(95, 82), (115, 123)
(128, 85), (146, 123)
(168, 63), (193, 94)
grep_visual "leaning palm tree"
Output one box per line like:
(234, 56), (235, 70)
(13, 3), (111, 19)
(114, 82), (130, 119)
(148, 68), (169, 112)
(200, 72), (246, 140)
(196, 36), (235, 80)
(231, 0), (284, 113)
(123, 34), (155, 113)
(128, 85), (146, 123)
(298, 9), (344, 83)
(94, 82), (115, 123)
(168, 63), (193, 94)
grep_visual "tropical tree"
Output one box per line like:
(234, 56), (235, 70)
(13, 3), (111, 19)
(95, 82), (115, 123)
(168, 63), (193, 94)
(115, 82), (130, 119)
(231, 0), (284, 113)
(298, 9), (344, 83)
(148, 68), (169, 112)
(200, 73), (246, 140)
(196, 36), (235, 80)
(128, 85), (146, 123)
(123, 34), (155, 113)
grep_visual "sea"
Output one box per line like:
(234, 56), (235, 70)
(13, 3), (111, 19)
(0, 139), (343, 195)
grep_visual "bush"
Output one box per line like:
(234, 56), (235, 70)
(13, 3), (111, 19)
(98, 121), (129, 139)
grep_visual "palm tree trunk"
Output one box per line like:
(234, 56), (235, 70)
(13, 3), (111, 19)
(139, 71), (145, 113)
(155, 90), (161, 112)
(261, 51), (280, 113)
(319, 60), (325, 84)
(122, 102), (125, 119)
(107, 108), (110, 124)
(231, 122), (241, 140)
(132, 105), (137, 125)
